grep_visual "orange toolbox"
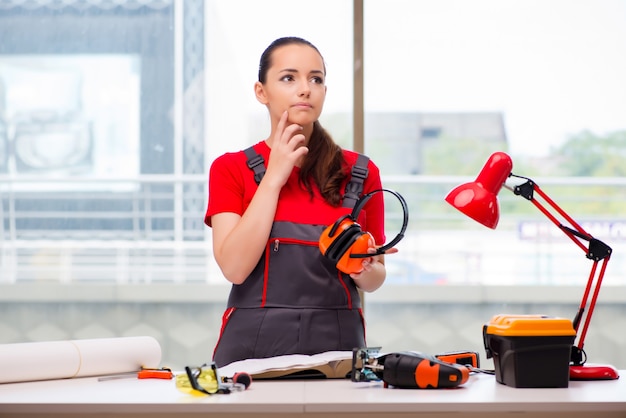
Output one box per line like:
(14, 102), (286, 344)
(483, 314), (576, 388)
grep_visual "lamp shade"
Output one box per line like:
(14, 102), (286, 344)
(445, 152), (513, 229)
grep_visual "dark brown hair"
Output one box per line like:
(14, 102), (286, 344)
(258, 37), (347, 206)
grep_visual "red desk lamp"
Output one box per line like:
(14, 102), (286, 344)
(445, 151), (619, 381)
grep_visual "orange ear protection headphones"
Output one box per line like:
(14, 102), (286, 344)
(319, 189), (409, 275)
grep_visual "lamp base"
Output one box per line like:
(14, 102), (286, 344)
(570, 364), (620, 380)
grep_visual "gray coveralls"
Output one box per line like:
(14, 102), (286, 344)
(212, 150), (370, 367)
(212, 221), (366, 367)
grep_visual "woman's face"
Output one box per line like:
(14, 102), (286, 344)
(256, 43), (327, 127)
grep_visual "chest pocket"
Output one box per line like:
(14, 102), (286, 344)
(263, 222), (355, 308)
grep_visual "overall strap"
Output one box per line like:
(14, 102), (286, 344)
(342, 154), (370, 208)
(244, 146), (266, 185)
(244, 147), (369, 207)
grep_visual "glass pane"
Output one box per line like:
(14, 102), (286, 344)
(0, 1), (187, 283)
(364, 0), (626, 286)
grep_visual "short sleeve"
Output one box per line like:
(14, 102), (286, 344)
(204, 152), (247, 227)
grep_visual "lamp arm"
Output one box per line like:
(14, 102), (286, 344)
(510, 176), (612, 260)
(508, 175), (612, 366)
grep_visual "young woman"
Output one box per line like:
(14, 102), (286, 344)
(205, 36), (393, 367)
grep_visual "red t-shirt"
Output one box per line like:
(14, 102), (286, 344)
(205, 141), (386, 245)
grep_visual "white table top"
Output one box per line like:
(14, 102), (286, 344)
(0, 372), (625, 417)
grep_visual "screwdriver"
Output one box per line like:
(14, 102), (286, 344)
(97, 367), (174, 381)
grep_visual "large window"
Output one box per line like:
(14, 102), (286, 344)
(1, 0), (354, 283)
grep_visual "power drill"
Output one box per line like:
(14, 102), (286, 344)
(352, 349), (469, 389)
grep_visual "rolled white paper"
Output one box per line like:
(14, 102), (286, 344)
(0, 336), (162, 384)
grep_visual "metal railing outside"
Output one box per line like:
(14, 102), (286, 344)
(2, 175), (625, 286)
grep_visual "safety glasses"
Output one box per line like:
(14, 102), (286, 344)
(175, 362), (230, 396)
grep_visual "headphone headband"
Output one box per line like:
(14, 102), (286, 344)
(348, 188), (409, 258)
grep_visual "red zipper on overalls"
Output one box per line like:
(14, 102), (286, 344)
(261, 237), (353, 308)
(213, 307), (236, 359)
